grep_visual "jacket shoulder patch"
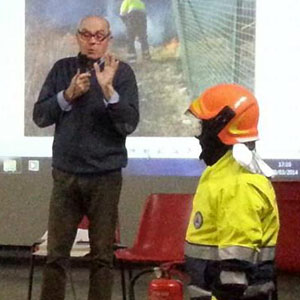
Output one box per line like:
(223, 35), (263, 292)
(193, 211), (203, 229)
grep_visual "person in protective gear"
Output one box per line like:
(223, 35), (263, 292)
(184, 83), (279, 300)
(120, 0), (151, 63)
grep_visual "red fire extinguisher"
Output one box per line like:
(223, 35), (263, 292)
(148, 267), (184, 300)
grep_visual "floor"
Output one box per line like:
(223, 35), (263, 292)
(0, 251), (300, 300)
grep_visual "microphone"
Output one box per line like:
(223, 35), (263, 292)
(78, 54), (90, 73)
(77, 54), (101, 73)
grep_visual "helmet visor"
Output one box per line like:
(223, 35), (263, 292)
(184, 110), (203, 137)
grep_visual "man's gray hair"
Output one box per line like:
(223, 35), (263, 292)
(77, 15), (110, 32)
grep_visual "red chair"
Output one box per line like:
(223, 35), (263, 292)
(115, 193), (193, 300)
(273, 181), (300, 272)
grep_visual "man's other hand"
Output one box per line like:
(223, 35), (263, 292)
(94, 53), (119, 100)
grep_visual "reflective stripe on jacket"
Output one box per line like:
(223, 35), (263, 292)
(185, 244), (275, 262)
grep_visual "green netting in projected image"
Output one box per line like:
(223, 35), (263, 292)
(173, 0), (256, 98)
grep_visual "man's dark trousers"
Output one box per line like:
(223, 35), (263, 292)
(40, 168), (122, 300)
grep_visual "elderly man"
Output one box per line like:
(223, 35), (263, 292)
(33, 15), (139, 300)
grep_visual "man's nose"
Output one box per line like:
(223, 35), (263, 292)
(89, 36), (97, 43)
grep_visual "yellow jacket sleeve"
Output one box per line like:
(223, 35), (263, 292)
(218, 181), (265, 252)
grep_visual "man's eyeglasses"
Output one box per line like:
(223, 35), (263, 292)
(77, 30), (111, 43)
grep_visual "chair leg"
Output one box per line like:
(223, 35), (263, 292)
(128, 269), (133, 300)
(129, 269), (154, 300)
(27, 254), (36, 300)
(271, 269), (278, 300)
(128, 269), (133, 281)
(120, 264), (127, 300)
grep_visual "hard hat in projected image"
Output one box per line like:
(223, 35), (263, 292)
(188, 83), (259, 145)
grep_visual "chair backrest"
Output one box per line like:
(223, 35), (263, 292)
(131, 193), (193, 261)
(78, 215), (89, 229)
(78, 215), (121, 244)
(273, 181), (300, 272)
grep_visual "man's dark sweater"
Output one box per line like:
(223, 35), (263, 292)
(33, 55), (139, 174)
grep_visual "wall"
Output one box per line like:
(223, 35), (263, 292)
(1, 159), (300, 273)
(0, 158), (199, 247)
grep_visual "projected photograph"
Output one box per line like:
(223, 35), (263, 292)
(25, 0), (190, 137)
(25, 0), (256, 137)
(2, 0), (300, 176)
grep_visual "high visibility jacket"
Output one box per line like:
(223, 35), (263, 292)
(185, 150), (279, 300)
(120, 0), (146, 16)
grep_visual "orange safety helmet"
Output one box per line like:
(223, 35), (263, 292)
(188, 83), (259, 145)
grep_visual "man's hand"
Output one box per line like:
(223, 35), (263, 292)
(64, 70), (91, 102)
(94, 53), (119, 100)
